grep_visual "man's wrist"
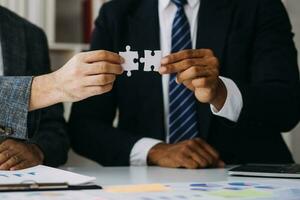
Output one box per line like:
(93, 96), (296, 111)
(30, 144), (45, 163)
(29, 73), (62, 111)
(130, 138), (163, 166)
(147, 143), (166, 165)
(47, 72), (64, 103)
(210, 77), (243, 122)
(211, 78), (227, 111)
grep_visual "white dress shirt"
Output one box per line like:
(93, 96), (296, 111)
(0, 41), (3, 76)
(130, 0), (243, 166)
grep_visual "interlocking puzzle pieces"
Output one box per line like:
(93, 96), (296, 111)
(119, 45), (162, 77)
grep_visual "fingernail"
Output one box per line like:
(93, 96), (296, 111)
(175, 77), (180, 84)
(120, 57), (125, 63)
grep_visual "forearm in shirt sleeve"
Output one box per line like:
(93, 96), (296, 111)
(210, 76), (243, 122)
(130, 138), (163, 166)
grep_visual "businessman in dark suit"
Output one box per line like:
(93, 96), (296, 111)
(0, 7), (70, 170)
(69, 0), (300, 168)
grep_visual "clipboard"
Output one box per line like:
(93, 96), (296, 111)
(0, 182), (102, 192)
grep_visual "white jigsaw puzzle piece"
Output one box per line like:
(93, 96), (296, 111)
(140, 50), (162, 72)
(119, 45), (139, 77)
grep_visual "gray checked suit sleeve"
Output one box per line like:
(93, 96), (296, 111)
(0, 76), (33, 139)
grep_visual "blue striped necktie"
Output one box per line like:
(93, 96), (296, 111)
(168, 0), (199, 144)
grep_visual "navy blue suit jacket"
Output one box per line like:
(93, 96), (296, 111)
(69, 0), (300, 166)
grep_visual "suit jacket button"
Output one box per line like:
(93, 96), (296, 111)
(5, 127), (13, 136)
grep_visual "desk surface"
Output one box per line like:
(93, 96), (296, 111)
(62, 165), (282, 187)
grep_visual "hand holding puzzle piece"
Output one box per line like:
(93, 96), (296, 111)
(119, 45), (162, 76)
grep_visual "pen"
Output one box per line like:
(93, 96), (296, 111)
(0, 182), (68, 191)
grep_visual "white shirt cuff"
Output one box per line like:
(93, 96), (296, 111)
(130, 138), (163, 166)
(210, 76), (243, 122)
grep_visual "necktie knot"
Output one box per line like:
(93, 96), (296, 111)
(171, 0), (188, 8)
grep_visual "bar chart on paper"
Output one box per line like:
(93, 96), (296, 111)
(96, 180), (300, 200)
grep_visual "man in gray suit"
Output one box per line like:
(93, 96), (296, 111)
(0, 7), (124, 170)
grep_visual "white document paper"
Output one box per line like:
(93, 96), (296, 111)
(0, 165), (95, 185)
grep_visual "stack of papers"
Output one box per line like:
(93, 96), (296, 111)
(0, 165), (95, 185)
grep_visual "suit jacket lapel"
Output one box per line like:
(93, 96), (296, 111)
(0, 7), (27, 76)
(196, 0), (233, 138)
